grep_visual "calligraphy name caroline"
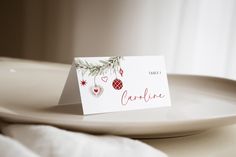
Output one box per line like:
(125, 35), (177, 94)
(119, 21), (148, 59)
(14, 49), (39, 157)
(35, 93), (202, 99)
(121, 88), (165, 105)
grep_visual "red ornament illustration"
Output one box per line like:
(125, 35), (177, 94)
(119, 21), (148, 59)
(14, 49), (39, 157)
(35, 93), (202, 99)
(112, 78), (123, 90)
(80, 80), (87, 86)
(91, 85), (103, 97)
(119, 68), (124, 77)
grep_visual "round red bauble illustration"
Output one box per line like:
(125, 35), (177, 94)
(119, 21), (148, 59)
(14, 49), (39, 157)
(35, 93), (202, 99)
(112, 78), (123, 90)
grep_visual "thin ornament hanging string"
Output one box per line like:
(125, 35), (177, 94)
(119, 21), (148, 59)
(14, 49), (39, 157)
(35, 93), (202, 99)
(93, 75), (97, 86)
(80, 71), (87, 86)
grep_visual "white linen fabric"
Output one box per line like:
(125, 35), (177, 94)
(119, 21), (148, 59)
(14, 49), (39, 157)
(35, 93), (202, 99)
(0, 134), (39, 157)
(1, 124), (167, 157)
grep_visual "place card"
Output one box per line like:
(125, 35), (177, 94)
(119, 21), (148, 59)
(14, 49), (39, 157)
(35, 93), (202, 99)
(59, 56), (171, 115)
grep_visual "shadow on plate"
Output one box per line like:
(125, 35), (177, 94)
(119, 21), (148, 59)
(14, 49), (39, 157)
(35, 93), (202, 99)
(43, 104), (83, 115)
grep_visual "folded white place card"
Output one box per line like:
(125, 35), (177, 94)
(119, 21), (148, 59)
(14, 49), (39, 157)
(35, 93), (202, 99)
(59, 56), (171, 115)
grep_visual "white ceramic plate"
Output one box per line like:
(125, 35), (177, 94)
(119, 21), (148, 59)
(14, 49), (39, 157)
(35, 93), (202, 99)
(1, 57), (236, 138)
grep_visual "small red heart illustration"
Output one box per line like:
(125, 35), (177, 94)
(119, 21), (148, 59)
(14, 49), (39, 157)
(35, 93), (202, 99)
(101, 76), (108, 82)
(91, 85), (103, 97)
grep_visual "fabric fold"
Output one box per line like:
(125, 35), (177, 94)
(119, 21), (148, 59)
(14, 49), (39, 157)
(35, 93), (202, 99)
(2, 124), (167, 157)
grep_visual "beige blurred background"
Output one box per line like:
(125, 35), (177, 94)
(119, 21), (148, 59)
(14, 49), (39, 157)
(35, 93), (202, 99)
(1, 0), (236, 79)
